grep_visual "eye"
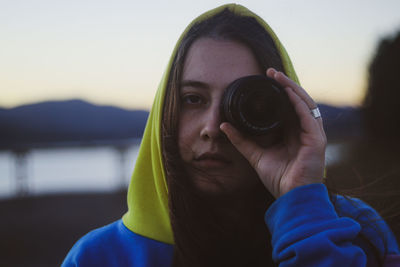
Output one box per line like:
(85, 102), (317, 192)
(181, 94), (204, 105)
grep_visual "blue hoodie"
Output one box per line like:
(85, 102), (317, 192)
(63, 184), (399, 266)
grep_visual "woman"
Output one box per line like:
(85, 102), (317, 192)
(63, 4), (399, 266)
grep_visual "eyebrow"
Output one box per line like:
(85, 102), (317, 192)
(180, 80), (210, 90)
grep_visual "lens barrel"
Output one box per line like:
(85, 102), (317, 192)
(221, 75), (286, 135)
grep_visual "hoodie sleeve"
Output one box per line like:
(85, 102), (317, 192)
(265, 183), (399, 266)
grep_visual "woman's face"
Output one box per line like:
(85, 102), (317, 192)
(178, 37), (263, 195)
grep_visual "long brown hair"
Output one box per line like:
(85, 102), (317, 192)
(161, 9), (285, 267)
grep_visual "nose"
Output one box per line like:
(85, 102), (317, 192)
(200, 103), (224, 141)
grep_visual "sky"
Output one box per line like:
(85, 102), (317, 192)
(1, 0), (399, 110)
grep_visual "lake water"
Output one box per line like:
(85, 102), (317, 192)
(0, 145), (140, 199)
(0, 143), (342, 199)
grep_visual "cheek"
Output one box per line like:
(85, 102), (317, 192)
(177, 116), (196, 161)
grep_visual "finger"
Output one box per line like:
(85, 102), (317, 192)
(220, 122), (263, 167)
(285, 87), (327, 147)
(285, 87), (323, 139)
(266, 67), (276, 78)
(267, 68), (316, 109)
(267, 68), (325, 134)
(311, 107), (326, 138)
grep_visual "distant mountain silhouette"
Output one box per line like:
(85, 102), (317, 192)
(0, 100), (362, 150)
(0, 100), (149, 150)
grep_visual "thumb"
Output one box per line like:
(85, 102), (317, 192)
(220, 122), (262, 167)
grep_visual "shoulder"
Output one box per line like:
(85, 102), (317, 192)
(62, 219), (174, 267)
(62, 220), (127, 266)
(333, 194), (400, 255)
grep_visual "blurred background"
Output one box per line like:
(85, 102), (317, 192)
(1, 0), (400, 266)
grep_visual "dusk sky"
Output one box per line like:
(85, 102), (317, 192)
(1, 0), (399, 110)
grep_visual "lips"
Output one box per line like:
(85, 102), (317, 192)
(194, 152), (231, 168)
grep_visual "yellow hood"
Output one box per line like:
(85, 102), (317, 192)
(122, 3), (299, 245)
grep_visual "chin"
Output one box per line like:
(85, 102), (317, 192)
(191, 174), (257, 198)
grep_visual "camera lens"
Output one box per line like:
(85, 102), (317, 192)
(221, 75), (286, 135)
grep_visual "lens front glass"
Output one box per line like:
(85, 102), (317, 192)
(241, 88), (278, 128)
(221, 75), (284, 135)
